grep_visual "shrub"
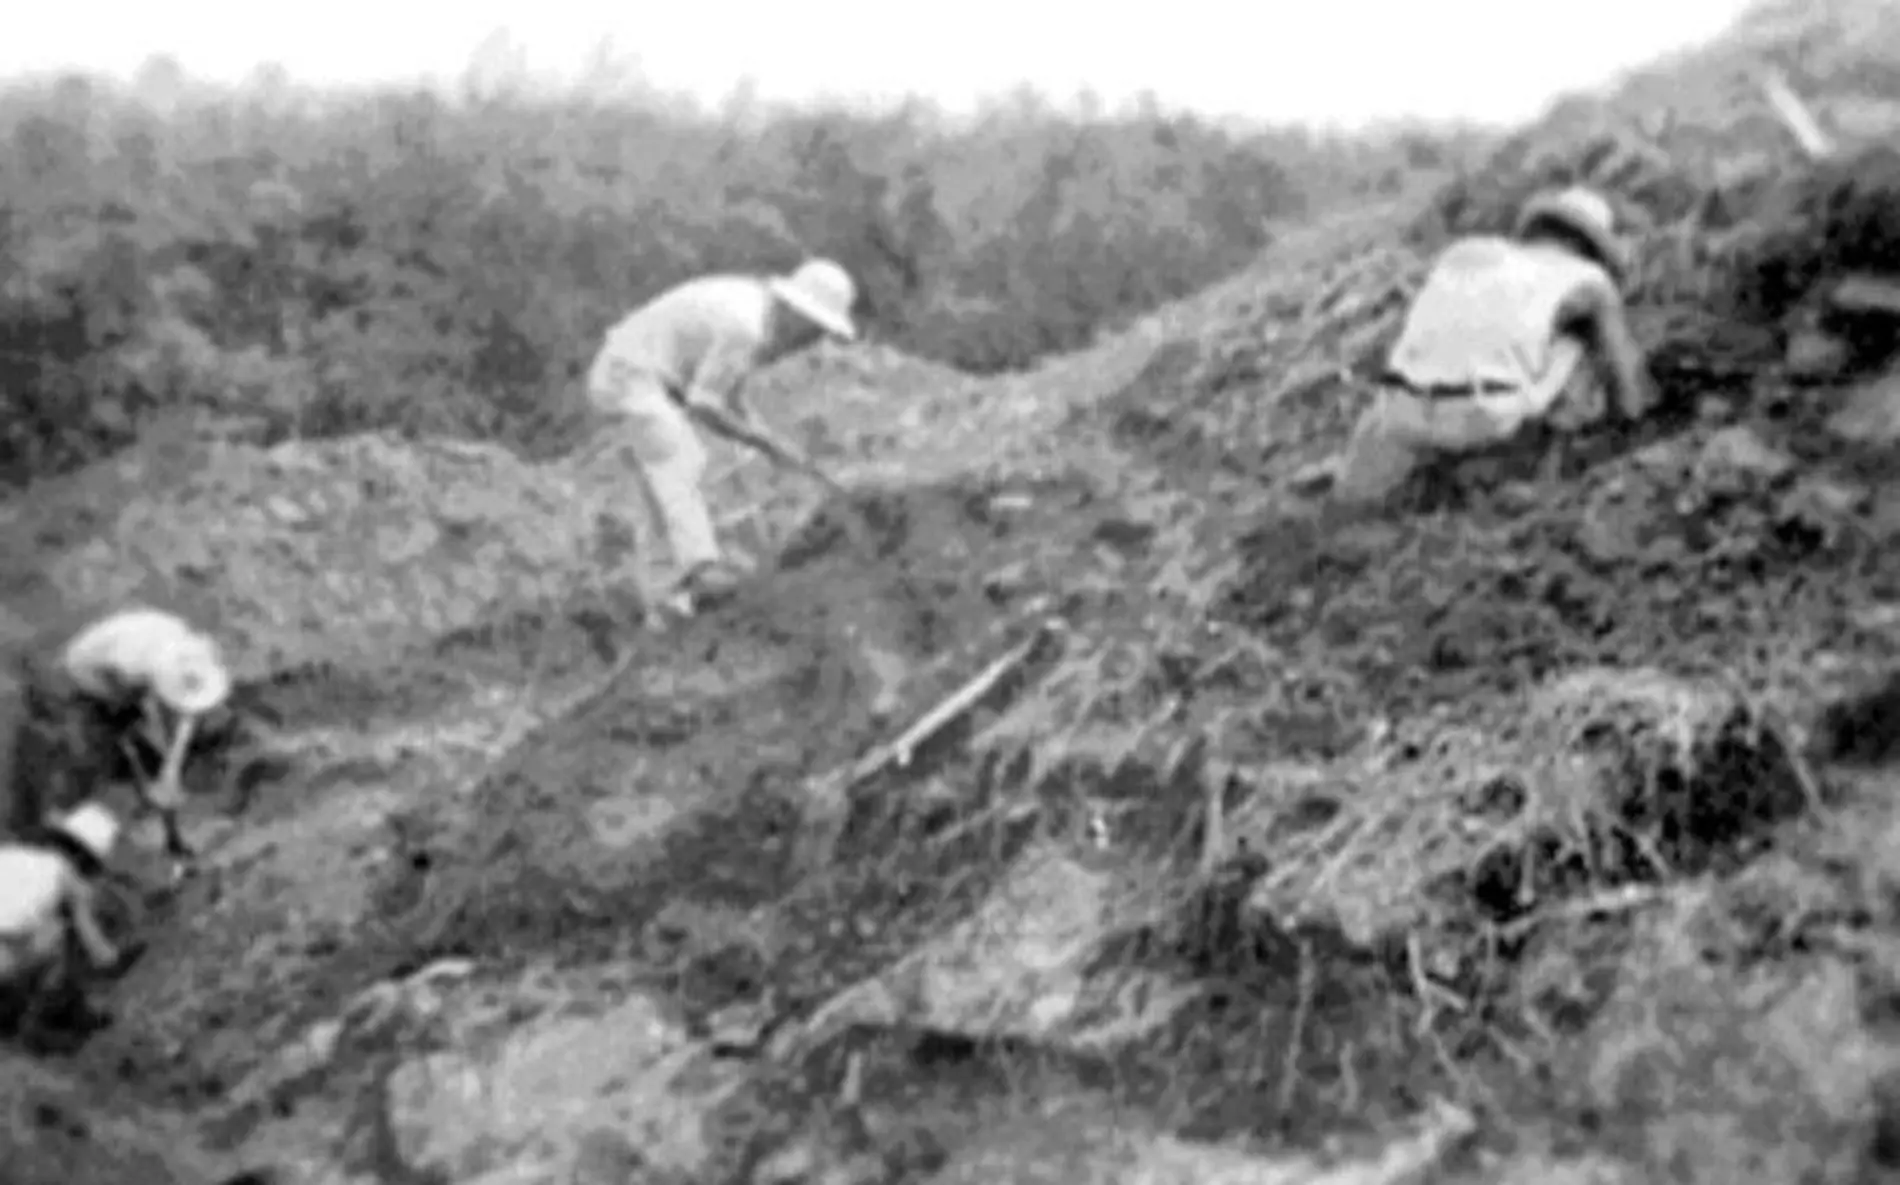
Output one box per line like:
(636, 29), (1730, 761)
(0, 70), (1474, 487)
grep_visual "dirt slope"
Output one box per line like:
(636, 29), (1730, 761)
(13, 5), (1900, 1182)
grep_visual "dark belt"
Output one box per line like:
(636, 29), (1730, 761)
(1381, 370), (1520, 400)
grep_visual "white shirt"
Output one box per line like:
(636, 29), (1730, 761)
(1388, 236), (1615, 416)
(0, 845), (76, 979)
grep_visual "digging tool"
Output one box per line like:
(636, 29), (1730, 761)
(754, 455), (872, 561)
(789, 614), (1069, 876)
(1762, 67), (1837, 161)
(119, 710), (200, 883)
(120, 769), (196, 880)
(796, 456), (850, 501)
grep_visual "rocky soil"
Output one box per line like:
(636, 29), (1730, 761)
(9, 138), (1900, 1185)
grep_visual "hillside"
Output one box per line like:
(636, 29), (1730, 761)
(0, 66), (1478, 493)
(11, 1), (1900, 1183)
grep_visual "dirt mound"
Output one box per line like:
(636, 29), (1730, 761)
(860, 147), (1900, 1166)
(353, 471), (1114, 980)
(23, 80), (1900, 1171)
(25, 432), (605, 685)
(1103, 229), (1422, 490)
(760, 339), (982, 414)
(1213, 418), (1900, 741)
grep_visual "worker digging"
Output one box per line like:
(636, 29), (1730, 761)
(4, 606), (236, 876)
(0, 800), (134, 1049)
(0, 606), (255, 1046)
(1312, 185), (1657, 503)
(579, 257), (862, 624)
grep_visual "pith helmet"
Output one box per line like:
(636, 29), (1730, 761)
(1515, 186), (1628, 286)
(62, 607), (232, 716)
(55, 801), (122, 862)
(152, 628), (232, 716)
(768, 259), (859, 341)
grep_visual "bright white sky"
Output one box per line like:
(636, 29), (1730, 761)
(5, 0), (1755, 128)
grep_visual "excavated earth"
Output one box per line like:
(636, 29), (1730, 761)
(12, 198), (1900, 1183)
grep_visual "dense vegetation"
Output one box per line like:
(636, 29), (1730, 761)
(0, 60), (1488, 485)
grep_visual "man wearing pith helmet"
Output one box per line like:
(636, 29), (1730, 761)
(582, 257), (860, 620)
(1323, 185), (1654, 504)
(3, 606), (234, 856)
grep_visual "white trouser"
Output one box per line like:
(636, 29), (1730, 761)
(583, 354), (720, 589)
(1334, 337), (1596, 503)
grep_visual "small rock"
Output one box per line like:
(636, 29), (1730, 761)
(1088, 516), (1156, 555)
(374, 519), (441, 564)
(384, 991), (747, 1181)
(981, 560), (1033, 599)
(770, 849), (1194, 1064)
(1490, 1153), (1637, 1184)
(1287, 457), (1341, 495)
(1630, 438), (1694, 478)
(1785, 327), (1852, 382)
(1574, 515), (1632, 567)
(1829, 274), (1900, 318)
(1696, 396), (1733, 423)
(753, 1137), (822, 1185)
(1787, 474), (1869, 518)
(1851, 603), (1900, 634)
(1693, 425), (1795, 493)
(1828, 370), (1900, 445)
(301, 1018), (345, 1066)
(1574, 484), (1656, 567)
(1332, 520), (1403, 559)
(704, 998), (774, 1052)
(1493, 481), (1543, 515)
(1776, 474), (1869, 546)
(586, 794), (686, 850)
(570, 1128), (648, 1185)
(1761, 961), (1896, 1123)
(265, 495), (310, 526)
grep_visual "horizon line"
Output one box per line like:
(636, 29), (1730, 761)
(0, 53), (1561, 140)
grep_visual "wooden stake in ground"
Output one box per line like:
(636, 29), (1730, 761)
(790, 617), (1067, 875)
(1762, 67), (1837, 161)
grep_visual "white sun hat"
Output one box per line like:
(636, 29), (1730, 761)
(1514, 186), (1628, 287)
(768, 259), (859, 342)
(62, 607), (232, 715)
(54, 801), (122, 863)
(151, 628), (231, 717)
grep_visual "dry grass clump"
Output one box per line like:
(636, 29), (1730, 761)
(1240, 666), (1819, 1014)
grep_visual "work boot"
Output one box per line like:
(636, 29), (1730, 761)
(674, 559), (747, 613)
(644, 590), (694, 633)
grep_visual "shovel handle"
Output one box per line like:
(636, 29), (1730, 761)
(809, 466), (849, 498)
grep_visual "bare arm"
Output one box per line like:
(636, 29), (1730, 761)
(61, 873), (120, 970)
(684, 392), (812, 473)
(679, 342), (832, 482)
(1557, 278), (1652, 420)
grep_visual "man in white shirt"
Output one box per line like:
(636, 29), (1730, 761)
(0, 800), (129, 1044)
(4, 606), (234, 874)
(1326, 187), (1654, 503)
(582, 258), (860, 620)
